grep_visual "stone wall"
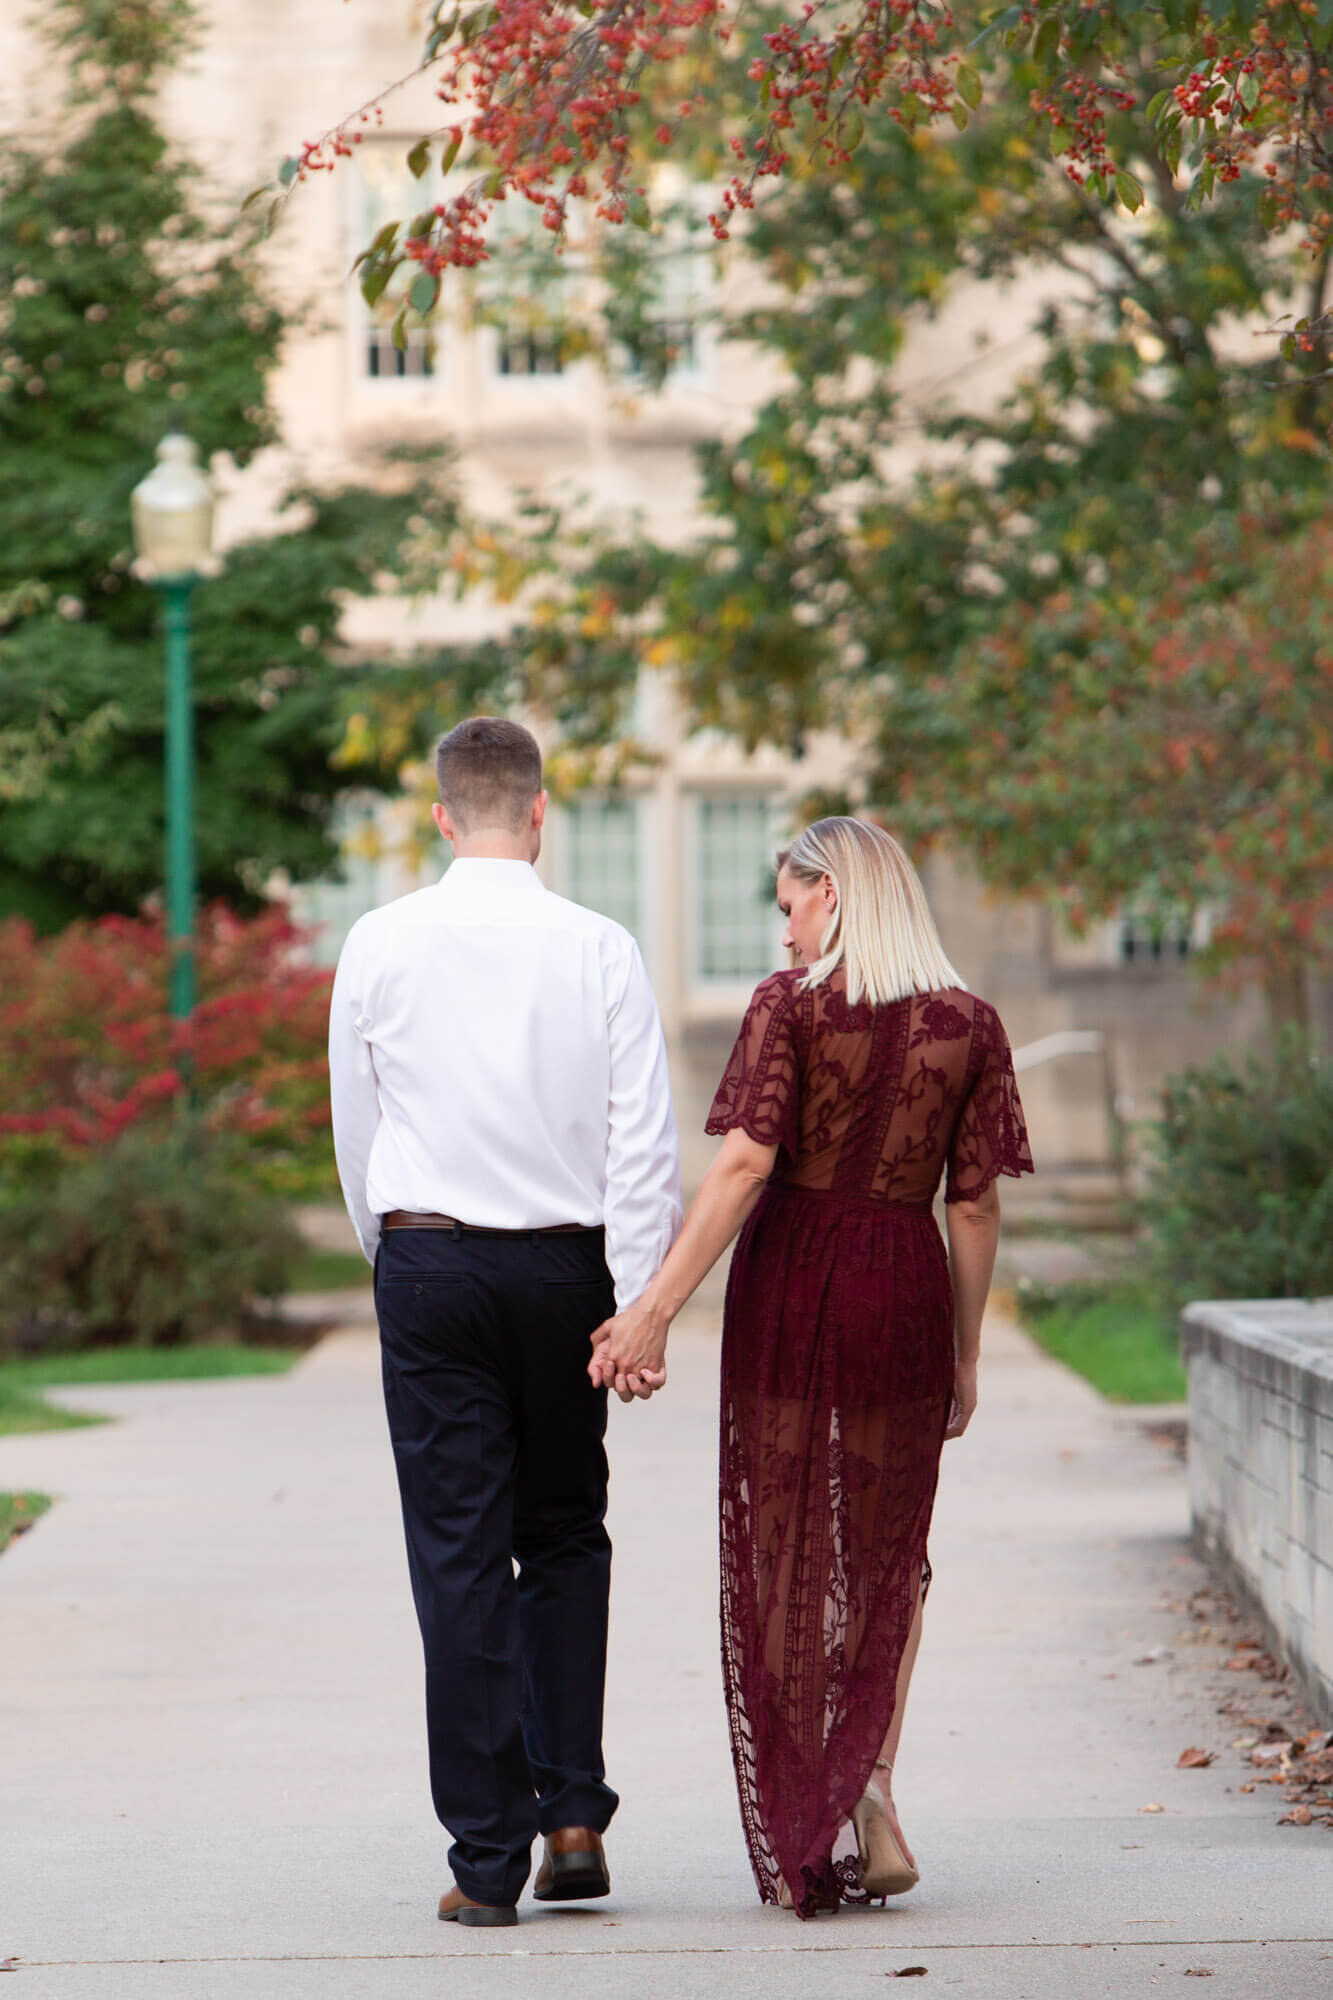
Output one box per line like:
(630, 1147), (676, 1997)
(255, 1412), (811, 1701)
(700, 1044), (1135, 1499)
(1182, 1300), (1333, 1721)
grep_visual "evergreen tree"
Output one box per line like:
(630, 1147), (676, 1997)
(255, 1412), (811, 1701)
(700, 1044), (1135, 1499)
(0, 0), (457, 925)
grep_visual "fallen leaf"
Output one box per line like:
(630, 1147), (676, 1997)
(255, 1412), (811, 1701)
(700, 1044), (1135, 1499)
(1134, 1647), (1173, 1666)
(890, 1972), (929, 1980)
(1177, 1747), (1214, 1769)
(1184, 1971), (1213, 1978)
(1280, 1805), (1314, 1826)
(1140, 1802), (1165, 1813)
(1250, 1742), (1293, 1767)
(1240, 1784), (1255, 1794)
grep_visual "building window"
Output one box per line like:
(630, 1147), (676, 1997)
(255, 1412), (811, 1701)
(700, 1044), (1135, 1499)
(354, 143), (450, 384)
(476, 196), (576, 380)
(693, 796), (780, 981)
(1119, 914), (1193, 963)
(564, 798), (641, 940)
(609, 175), (714, 384)
(365, 327), (434, 379)
(291, 797), (385, 965)
(495, 327), (565, 377)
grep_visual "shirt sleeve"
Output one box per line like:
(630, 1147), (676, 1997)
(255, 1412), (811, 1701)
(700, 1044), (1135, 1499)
(603, 939), (684, 1310)
(705, 974), (800, 1158)
(328, 925), (382, 1264)
(945, 1005), (1034, 1203)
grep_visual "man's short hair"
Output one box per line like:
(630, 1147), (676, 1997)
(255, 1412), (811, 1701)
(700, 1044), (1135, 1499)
(435, 717), (543, 834)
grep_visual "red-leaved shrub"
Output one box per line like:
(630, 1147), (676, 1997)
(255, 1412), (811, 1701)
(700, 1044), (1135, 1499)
(0, 906), (334, 1188)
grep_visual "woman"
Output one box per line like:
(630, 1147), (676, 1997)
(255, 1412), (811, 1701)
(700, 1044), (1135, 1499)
(590, 817), (1033, 1918)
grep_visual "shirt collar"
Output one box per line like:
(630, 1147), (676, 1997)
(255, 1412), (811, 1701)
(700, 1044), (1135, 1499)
(435, 857), (545, 904)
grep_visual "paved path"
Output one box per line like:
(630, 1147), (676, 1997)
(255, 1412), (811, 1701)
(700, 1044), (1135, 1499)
(3, 1300), (1331, 1998)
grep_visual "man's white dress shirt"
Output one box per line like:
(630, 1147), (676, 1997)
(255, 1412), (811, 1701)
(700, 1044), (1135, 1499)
(328, 858), (683, 1308)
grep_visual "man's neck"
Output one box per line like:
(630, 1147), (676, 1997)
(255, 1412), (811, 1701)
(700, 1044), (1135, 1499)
(449, 841), (535, 863)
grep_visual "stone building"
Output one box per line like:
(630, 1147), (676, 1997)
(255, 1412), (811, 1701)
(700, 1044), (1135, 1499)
(1, 1), (1278, 1203)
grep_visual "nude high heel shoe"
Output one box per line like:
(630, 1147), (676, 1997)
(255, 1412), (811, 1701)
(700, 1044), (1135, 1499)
(850, 1759), (919, 1900)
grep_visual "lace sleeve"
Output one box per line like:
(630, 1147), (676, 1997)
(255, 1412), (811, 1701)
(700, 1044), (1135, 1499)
(945, 1004), (1034, 1203)
(706, 974), (800, 1156)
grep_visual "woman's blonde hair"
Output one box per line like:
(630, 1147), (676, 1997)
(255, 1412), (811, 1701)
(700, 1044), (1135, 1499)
(777, 816), (965, 1008)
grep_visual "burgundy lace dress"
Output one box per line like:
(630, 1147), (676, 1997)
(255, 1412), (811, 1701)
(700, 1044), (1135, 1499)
(706, 970), (1033, 1918)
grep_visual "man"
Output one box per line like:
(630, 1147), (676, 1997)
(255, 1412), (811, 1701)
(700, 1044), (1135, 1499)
(329, 717), (682, 1928)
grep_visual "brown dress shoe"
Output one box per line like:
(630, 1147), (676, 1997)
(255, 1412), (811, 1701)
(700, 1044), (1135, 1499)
(438, 1882), (518, 1927)
(531, 1827), (611, 1902)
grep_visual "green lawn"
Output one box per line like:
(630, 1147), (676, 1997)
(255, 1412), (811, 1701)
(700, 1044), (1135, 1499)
(1015, 1280), (1187, 1404)
(286, 1246), (370, 1292)
(1, 1490), (52, 1551)
(0, 1342), (303, 1437)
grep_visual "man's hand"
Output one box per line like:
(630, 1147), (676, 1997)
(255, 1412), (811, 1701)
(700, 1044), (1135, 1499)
(944, 1357), (978, 1440)
(589, 1297), (669, 1404)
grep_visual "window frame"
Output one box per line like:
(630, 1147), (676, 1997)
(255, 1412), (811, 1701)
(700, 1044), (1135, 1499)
(684, 789), (785, 1010)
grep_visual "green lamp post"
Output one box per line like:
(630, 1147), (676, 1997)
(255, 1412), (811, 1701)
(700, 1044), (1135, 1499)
(131, 432), (215, 1027)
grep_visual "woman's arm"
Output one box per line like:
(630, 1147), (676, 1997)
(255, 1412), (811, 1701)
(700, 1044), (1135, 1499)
(589, 1126), (778, 1401)
(943, 1180), (1002, 1438)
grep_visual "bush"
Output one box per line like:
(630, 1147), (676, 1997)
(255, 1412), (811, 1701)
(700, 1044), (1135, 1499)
(0, 904), (335, 1195)
(1015, 1278), (1186, 1404)
(1145, 1032), (1333, 1307)
(0, 1127), (303, 1353)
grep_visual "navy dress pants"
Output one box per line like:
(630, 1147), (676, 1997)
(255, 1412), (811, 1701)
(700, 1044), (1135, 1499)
(375, 1223), (620, 1908)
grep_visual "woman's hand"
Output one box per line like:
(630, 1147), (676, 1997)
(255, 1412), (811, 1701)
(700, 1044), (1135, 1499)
(944, 1358), (978, 1440)
(589, 1296), (670, 1403)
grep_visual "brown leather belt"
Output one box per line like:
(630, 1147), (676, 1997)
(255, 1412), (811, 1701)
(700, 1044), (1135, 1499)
(383, 1209), (599, 1237)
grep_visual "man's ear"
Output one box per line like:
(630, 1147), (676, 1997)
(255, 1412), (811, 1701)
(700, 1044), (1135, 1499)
(433, 801), (457, 844)
(532, 790), (549, 830)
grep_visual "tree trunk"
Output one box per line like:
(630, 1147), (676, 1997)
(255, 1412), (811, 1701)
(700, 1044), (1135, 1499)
(1264, 962), (1310, 1036)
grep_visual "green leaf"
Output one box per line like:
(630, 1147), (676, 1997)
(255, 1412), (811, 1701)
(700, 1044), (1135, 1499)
(483, 168), (505, 200)
(1050, 123), (1073, 157)
(952, 100), (970, 131)
(830, 40), (851, 82)
(408, 269), (440, 314)
(407, 138), (431, 180)
(1145, 88), (1170, 123)
(1258, 190), (1279, 230)
(278, 157), (300, 188)
(409, 211), (436, 239)
(1280, 332), (1297, 363)
(1115, 170), (1144, 214)
(361, 262), (392, 307)
(843, 106), (865, 152)
(242, 184), (273, 212)
(627, 193), (652, 229)
(442, 128), (464, 174)
(956, 62), (983, 109)
(370, 221), (400, 256)
(1033, 16), (1060, 74)
(1238, 69), (1260, 112)
(391, 305), (409, 352)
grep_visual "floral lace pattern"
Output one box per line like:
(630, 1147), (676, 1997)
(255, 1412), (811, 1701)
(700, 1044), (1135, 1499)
(708, 974), (1032, 1917)
(706, 970), (1033, 1206)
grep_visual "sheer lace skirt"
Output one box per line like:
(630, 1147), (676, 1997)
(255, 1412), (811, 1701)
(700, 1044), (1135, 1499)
(719, 1181), (954, 1918)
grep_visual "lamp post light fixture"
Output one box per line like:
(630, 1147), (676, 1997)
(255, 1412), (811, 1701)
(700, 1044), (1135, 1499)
(131, 431), (215, 1029)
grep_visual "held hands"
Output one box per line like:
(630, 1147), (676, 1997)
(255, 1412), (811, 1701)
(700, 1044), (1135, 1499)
(588, 1294), (670, 1404)
(944, 1357), (978, 1441)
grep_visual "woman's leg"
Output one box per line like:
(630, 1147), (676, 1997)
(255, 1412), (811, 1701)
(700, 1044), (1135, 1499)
(867, 1579), (928, 1870)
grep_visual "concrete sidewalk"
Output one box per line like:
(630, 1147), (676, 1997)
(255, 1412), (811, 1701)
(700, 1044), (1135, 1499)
(2, 1301), (1330, 1998)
